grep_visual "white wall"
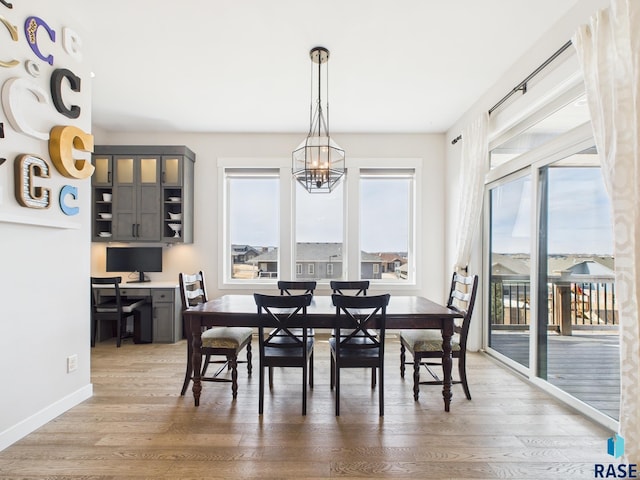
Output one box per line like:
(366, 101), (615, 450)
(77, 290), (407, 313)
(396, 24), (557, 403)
(90, 132), (448, 302)
(444, 0), (609, 351)
(0, 2), (93, 450)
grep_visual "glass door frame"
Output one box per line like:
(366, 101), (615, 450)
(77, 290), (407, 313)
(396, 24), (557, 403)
(482, 123), (618, 431)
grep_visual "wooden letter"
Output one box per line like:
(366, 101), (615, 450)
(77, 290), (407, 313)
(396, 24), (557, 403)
(0, 15), (18, 68)
(14, 154), (50, 209)
(49, 125), (94, 179)
(24, 16), (55, 65)
(51, 68), (81, 119)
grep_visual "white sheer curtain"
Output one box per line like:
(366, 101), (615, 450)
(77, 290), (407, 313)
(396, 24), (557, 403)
(453, 112), (489, 273)
(573, 0), (640, 460)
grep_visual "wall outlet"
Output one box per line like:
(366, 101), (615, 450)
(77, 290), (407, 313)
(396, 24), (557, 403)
(67, 354), (78, 373)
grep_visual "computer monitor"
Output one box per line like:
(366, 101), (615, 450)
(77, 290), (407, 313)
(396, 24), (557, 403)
(106, 247), (163, 283)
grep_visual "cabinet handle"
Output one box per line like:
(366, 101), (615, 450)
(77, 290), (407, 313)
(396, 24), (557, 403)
(136, 224), (140, 237)
(108, 172), (111, 183)
(162, 171), (166, 182)
(132, 224), (136, 237)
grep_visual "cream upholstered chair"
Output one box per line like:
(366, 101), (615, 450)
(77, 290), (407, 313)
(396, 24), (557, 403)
(399, 272), (478, 401)
(179, 271), (252, 398)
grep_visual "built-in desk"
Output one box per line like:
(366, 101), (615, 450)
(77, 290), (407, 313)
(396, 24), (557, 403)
(93, 281), (182, 343)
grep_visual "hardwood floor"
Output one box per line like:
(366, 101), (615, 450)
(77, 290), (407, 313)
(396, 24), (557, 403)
(0, 336), (614, 479)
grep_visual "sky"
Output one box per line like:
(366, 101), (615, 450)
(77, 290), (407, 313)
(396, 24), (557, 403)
(491, 167), (613, 255)
(229, 176), (410, 252)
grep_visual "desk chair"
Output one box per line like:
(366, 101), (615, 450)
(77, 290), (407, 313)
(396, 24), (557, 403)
(254, 293), (313, 415)
(179, 271), (252, 398)
(330, 293), (390, 416)
(400, 272), (478, 401)
(90, 276), (145, 348)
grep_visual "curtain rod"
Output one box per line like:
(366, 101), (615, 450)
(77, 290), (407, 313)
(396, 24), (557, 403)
(450, 40), (573, 145)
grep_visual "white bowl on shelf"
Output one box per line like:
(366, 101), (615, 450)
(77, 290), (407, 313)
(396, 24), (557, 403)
(168, 212), (182, 220)
(168, 196), (181, 202)
(168, 223), (182, 238)
(98, 213), (112, 219)
(98, 232), (112, 237)
(102, 193), (112, 202)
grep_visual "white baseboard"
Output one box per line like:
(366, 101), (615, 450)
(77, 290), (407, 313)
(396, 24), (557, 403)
(0, 384), (93, 452)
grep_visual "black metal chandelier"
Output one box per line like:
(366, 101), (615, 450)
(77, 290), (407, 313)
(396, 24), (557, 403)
(292, 46), (345, 193)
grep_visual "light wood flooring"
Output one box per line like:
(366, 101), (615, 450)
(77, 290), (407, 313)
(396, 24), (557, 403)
(0, 336), (615, 479)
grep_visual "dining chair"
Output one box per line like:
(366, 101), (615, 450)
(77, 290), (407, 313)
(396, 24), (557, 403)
(330, 293), (390, 416)
(330, 280), (376, 384)
(278, 280), (316, 295)
(254, 293), (314, 415)
(179, 271), (253, 398)
(90, 276), (145, 347)
(329, 280), (369, 296)
(399, 272), (479, 401)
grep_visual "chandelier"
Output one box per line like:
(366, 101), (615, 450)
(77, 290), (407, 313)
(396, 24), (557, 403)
(292, 46), (345, 193)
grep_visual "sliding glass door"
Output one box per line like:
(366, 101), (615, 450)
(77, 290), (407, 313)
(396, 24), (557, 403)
(488, 172), (532, 368)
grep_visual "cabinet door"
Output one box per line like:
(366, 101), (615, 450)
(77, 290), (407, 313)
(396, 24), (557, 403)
(113, 156), (137, 240)
(112, 156), (161, 241)
(152, 302), (175, 342)
(137, 157), (161, 241)
(161, 155), (182, 186)
(92, 155), (113, 186)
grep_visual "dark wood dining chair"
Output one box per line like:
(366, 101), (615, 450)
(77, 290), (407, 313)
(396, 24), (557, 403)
(330, 293), (390, 416)
(254, 293), (314, 415)
(330, 280), (376, 383)
(90, 276), (145, 347)
(330, 280), (369, 296)
(399, 272), (478, 401)
(278, 280), (316, 295)
(179, 271), (252, 398)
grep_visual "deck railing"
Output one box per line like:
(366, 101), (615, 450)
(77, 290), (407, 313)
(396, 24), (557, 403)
(490, 274), (617, 332)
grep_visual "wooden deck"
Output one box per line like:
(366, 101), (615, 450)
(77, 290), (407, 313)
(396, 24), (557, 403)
(489, 332), (620, 419)
(0, 337), (614, 479)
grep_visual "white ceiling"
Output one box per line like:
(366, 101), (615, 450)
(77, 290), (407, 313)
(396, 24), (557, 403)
(72, 0), (581, 135)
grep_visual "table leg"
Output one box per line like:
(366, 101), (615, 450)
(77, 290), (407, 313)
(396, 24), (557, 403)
(441, 319), (454, 412)
(190, 317), (203, 406)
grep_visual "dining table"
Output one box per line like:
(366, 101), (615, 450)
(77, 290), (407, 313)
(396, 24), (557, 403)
(183, 294), (463, 411)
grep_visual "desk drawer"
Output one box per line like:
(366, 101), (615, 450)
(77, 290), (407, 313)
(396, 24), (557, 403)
(120, 288), (151, 297)
(152, 289), (174, 303)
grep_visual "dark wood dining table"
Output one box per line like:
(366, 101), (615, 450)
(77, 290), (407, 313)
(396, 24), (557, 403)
(184, 294), (463, 411)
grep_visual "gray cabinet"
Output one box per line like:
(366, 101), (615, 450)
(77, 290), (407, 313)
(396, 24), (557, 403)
(92, 146), (195, 243)
(151, 289), (182, 343)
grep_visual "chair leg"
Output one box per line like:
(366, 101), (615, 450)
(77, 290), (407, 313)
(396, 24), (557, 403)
(180, 340), (193, 396)
(459, 353), (471, 400)
(330, 355), (335, 390)
(335, 365), (340, 416)
(379, 364), (384, 417)
(116, 316), (122, 348)
(400, 344), (405, 378)
(412, 354), (421, 401)
(91, 316), (97, 348)
(268, 366), (274, 390)
(371, 368), (376, 389)
(259, 364), (265, 414)
(230, 354), (238, 399)
(246, 343), (252, 376)
(309, 351), (314, 388)
(201, 354), (212, 376)
(302, 358), (307, 416)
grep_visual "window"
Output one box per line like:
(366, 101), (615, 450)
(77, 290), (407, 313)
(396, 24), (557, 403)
(221, 158), (419, 288)
(360, 171), (413, 282)
(225, 169), (279, 281)
(295, 181), (343, 280)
